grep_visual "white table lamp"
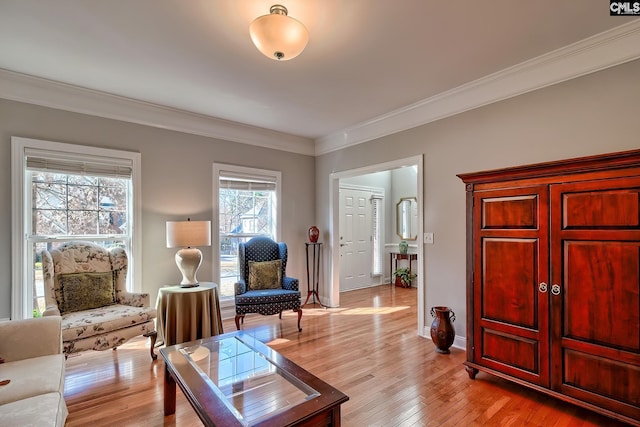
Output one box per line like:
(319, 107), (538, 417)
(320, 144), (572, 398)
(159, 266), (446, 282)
(166, 219), (211, 287)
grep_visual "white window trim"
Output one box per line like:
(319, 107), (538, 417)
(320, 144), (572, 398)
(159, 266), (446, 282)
(212, 163), (281, 305)
(11, 136), (142, 320)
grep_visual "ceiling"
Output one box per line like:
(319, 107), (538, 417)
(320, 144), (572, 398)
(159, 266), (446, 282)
(1, 1), (639, 154)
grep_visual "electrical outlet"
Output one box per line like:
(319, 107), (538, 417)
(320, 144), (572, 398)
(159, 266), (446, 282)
(424, 232), (434, 244)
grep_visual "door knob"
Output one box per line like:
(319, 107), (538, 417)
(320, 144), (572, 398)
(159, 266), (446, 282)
(551, 284), (561, 295)
(538, 282), (548, 293)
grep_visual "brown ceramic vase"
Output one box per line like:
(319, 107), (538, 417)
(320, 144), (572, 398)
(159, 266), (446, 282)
(308, 226), (319, 243)
(430, 306), (456, 354)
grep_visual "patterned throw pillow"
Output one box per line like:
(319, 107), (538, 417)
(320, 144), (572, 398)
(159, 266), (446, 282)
(248, 260), (282, 290)
(58, 271), (116, 314)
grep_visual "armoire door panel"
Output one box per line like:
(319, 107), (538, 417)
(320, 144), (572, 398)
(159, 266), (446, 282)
(481, 328), (538, 373)
(563, 349), (640, 415)
(482, 238), (537, 328)
(471, 185), (549, 387)
(562, 190), (640, 229)
(560, 337), (640, 369)
(563, 241), (640, 351)
(551, 175), (640, 420)
(481, 195), (538, 229)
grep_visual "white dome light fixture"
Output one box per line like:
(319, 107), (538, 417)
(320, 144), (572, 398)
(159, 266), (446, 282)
(249, 4), (309, 61)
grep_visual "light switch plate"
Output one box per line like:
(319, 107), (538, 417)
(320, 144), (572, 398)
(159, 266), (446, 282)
(424, 232), (434, 244)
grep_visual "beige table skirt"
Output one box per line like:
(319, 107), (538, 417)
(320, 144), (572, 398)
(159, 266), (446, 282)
(156, 282), (224, 346)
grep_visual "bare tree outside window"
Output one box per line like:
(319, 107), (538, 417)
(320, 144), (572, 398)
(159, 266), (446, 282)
(31, 172), (130, 315)
(218, 188), (275, 297)
(32, 172), (129, 236)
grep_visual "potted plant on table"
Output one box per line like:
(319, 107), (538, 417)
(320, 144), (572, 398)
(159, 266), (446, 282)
(393, 267), (416, 288)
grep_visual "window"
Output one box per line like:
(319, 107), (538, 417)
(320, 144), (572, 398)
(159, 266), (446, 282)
(371, 195), (384, 276)
(11, 137), (141, 320)
(213, 164), (280, 299)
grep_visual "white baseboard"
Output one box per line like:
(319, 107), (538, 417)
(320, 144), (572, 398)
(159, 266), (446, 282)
(452, 335), (466, 351)
(422, 326), (466, 351)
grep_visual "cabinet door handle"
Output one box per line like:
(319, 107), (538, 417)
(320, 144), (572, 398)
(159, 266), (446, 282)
(551, 284), (561, 295)
(538, 282), (548, 293)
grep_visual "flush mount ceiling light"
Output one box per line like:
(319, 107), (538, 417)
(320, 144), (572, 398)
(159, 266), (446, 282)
(249, 4), (309, 61)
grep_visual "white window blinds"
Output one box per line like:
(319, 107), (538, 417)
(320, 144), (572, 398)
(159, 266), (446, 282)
(371, 195), (383, 276)
(218, 169), (277, 191)
(25, 148), (134, 178)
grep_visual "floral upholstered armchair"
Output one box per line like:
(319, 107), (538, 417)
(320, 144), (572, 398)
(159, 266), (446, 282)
(41, 242), (157, 360)
(234, 237), (302, 332)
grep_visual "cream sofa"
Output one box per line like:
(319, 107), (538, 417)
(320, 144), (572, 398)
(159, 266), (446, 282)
(0, 316), (68, 427)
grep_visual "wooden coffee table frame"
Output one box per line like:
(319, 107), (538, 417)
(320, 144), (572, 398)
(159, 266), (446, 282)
(160, 331), (348, 426)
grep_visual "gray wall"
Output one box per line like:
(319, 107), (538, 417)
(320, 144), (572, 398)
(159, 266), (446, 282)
(0, 99), (315, 319)
(316, 58), (640, 339)
(340, 171), (390, 191)
(2, 58), (639, 332)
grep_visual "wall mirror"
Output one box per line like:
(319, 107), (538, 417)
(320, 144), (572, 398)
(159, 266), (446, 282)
(396, 197), (418, 240)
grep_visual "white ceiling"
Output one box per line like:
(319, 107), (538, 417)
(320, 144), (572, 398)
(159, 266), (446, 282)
(1, 1), (639, 154)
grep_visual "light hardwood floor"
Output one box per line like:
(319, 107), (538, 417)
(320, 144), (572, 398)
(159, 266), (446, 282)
(64, 285), (631, 426)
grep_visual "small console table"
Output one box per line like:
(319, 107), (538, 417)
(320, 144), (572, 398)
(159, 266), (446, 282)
(303, 242), (325, 307)
(390, 252), (418, 284)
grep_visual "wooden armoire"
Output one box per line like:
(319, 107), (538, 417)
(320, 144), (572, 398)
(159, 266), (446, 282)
(458, 150), (640, 425)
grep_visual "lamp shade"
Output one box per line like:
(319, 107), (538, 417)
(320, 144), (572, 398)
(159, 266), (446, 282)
(166, 220), (211, 248)
(249, 5), (309, 61)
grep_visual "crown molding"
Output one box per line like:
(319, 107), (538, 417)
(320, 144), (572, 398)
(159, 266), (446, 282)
(315, 20), (640, 156)
(0, 69), (315, 156)
(2, 21), (639, 158)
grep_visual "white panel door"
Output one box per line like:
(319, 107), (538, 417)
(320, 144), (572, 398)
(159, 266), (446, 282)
(339, 188), (372, 291)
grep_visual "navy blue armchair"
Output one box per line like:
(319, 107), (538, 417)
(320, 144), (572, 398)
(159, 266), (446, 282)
(234, 237), (302, 331)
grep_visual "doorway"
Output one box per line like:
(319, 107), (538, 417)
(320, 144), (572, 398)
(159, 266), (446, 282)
(329, 155), (425, 337)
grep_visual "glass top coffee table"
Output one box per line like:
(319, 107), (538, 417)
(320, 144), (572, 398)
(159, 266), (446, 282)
(160, 331), (349, 426)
